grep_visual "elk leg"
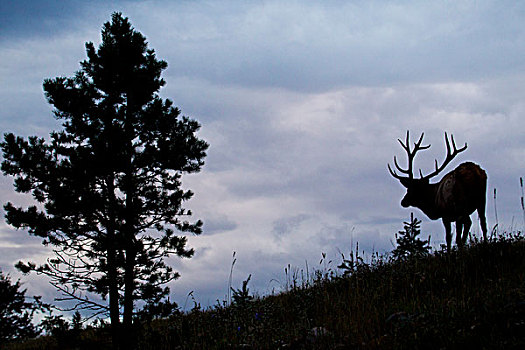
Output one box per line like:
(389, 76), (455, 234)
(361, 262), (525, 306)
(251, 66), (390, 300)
(478, 205), (488, 241)
(462, 216), (472, 246)
(443, 219), (452, 252)
(455, 221), (463, 249)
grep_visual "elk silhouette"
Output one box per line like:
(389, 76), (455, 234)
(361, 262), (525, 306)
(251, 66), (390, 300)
(388, 131), (487, 251)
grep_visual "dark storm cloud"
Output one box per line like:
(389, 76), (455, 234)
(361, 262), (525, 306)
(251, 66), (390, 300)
(1, 1), (525, 310)
(202, 214), (238, 236)
(126, 1), (525, 92)
(0, 1), (79, 39)
(0, 0), (146, 41)
(272, 214), (310, 239)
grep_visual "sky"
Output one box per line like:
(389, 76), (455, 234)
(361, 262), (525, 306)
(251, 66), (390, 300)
(1, 0), (524, 314)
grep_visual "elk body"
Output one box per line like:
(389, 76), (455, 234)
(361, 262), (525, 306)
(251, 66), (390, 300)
(388, 131), (487, 251)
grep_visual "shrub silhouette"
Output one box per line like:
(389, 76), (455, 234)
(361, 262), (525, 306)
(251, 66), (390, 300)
(392, 212), (431, 261)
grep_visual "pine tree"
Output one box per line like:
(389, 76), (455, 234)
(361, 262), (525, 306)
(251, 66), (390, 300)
(392, 213), (431, 261)
(1, 12), (208, 348)
(231, 274), (254, 308)
(0, 270), (49, 342)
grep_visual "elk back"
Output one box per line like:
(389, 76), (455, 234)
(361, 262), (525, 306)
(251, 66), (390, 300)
(435, 162), (487, 220)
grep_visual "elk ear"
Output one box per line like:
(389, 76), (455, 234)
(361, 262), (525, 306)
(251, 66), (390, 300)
(399, 178), (411, 188)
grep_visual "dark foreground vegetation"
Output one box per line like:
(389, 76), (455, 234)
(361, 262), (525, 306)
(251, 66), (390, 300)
(4, 232), (525, 350)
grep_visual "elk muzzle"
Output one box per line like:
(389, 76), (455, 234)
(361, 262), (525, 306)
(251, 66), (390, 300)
(401, 194), (411, 208)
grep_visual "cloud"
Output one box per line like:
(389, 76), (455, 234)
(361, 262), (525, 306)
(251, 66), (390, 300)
(169, 76), (524, 305)
(202, 214), (238, 236)
(272, 214), (310, 240)
(118, 1), (525, 91)
(1, 1), (525, 310)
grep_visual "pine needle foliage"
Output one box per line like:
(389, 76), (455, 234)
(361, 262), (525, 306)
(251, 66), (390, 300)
(231, 275), (254, 308)
(392, 212), (431, 261)
(1, 12), (207, 348)
(0, 270), (49, 343)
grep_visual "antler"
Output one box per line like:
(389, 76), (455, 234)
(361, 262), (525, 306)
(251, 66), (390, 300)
(420, 132), (467, 180)
(388, 130), (430, 180)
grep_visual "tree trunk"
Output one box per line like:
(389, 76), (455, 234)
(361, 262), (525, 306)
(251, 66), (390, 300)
(105, 176), (122, 349)
(121, 225), (137, 349)
(121, 95), (138, 348)
(122, 138), (137, 346)
(107, 238), (121, 349)
(123, 246), (136, 327)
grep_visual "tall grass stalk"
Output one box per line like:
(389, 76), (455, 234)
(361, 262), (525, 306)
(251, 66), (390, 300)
(228, 251), (237, 306)
(520, 176), (525, 232)
(493, 187), (499, 237)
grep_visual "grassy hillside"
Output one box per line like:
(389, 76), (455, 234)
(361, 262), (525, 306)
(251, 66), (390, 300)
(5, 233), (525, 349)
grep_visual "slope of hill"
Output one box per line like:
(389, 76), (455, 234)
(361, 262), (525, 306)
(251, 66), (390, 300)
(5, 233), (525, 349)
